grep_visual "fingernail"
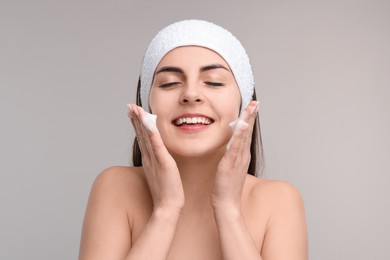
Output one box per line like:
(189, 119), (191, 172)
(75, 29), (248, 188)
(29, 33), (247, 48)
(133, 106), (140, 117)
(252, 102), (260, 115)
(127, 104), (133, 112)
(250, 101), (258, 115)
(255, 103), (260, 114)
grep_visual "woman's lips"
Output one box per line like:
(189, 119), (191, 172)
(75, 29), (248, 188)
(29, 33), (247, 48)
(172, 113), (214, 132)
(173, 116), (213, 126)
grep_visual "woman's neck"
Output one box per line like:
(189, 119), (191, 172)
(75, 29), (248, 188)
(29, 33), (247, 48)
(172, 152), (223, 213)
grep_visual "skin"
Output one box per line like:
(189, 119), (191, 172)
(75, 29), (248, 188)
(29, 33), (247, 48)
(79, 46), (308, 260)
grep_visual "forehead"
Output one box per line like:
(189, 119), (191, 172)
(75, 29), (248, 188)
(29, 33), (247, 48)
(156, 46), (230, 69)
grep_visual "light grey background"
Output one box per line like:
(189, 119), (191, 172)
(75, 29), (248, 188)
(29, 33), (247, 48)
(1, 0), (389, 259)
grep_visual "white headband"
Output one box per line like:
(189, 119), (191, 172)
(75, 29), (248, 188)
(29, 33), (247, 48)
(140, 19), (254, 112)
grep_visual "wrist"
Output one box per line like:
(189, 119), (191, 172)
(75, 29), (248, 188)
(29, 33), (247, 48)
(213, 204), (242, 222)
(152, 206), (182, 224)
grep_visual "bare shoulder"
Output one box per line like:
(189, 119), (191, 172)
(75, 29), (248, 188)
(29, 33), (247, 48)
(93, 165), (144, 186)
(244, 175), (308, 259)
(88, 166), (154, 215)
(245, 175), (305, 210)
(92, 166), (146, 192)
(79, 166), (150, 260)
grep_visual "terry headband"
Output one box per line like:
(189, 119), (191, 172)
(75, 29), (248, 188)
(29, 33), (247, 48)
(140, 19), (255, 112)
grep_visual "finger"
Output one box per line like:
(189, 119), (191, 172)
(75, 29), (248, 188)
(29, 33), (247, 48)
(136, 106), (157, 160)
(134, 118), (149, 158)
(225, 121), (249, 163)
(128, 104), (142, 137)
(220, 102), (258, 173)
(129, 104), (151, 161)
(241, 102), (259, 167)
(137, 106), (171, 164)
(127, 104), (141, 139)
(244, 101), (259, 131)
(127, 103), (136, 121)
(227, 103), (252, 150)
(242, 101), (259, 148)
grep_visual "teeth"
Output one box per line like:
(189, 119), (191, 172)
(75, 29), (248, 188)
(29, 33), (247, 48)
(175, 117), (212, 126)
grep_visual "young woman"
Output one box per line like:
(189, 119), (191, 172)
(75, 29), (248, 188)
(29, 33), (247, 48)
(79, 20), (307, 260)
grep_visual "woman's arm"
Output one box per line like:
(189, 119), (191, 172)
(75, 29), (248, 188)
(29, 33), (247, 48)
(125, 207), (181, 259)
(214, 207), (263, 260)
(79, 105), (185, 259)
(212, 101), (263, 259)
(126, 105), (185, 259)
(214, 182), (308, 260)
(212, 102), (307, 259)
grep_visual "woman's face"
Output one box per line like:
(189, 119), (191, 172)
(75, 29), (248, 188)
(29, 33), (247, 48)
(149, 46), (241, 158)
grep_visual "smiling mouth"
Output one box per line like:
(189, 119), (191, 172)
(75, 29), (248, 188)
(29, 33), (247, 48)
(173, 116), (214, 126)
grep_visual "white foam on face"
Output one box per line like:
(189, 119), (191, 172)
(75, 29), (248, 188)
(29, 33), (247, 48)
(141, 110), (159, 134)
(227, 112), (249, 150)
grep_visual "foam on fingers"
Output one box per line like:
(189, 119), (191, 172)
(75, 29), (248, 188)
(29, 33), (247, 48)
(226, 101), (259, 150)
(227, 113), (249, 150)
(140, 108), (159, 134)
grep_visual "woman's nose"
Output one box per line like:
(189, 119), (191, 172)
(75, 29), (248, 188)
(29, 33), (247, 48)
(179, 83), (203, 105)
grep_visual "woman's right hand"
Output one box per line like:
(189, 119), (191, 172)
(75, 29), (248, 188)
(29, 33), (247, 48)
(127, 104), (185, 213)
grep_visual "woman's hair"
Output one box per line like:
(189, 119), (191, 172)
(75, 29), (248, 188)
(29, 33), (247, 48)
(131, 77), (265, 177)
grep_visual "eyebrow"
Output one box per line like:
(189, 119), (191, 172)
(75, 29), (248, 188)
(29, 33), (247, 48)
(155, 66), (184, 74)
(155, 63), (230, 75)
(200, 64), (230, 72)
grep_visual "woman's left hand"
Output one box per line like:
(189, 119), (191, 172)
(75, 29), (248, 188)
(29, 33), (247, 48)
(211, 101), (259, 212)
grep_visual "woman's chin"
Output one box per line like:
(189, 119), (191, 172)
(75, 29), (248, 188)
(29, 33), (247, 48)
(168, 144), (226, 160)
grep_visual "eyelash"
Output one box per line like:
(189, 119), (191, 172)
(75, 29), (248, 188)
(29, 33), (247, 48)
(205, 81), (224, 87)
(158, 82), (180, 88)
(158, 81), (225, 88)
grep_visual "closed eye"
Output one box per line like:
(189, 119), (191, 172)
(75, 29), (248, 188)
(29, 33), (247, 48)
(158, 82), (181, 88)
(205, 81), (225, 87)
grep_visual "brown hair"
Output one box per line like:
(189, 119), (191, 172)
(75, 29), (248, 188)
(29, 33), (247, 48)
(132, 77), (264, 176)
